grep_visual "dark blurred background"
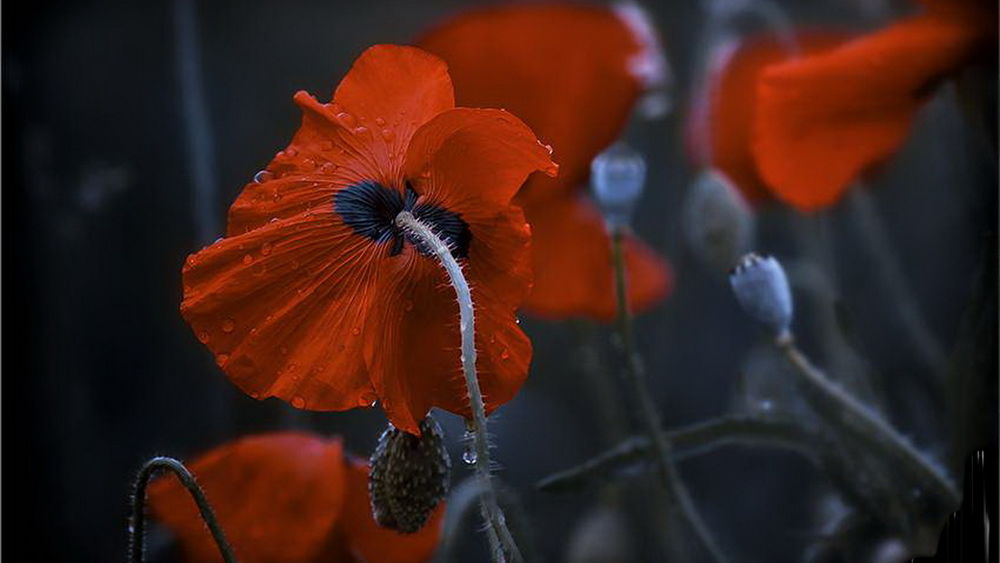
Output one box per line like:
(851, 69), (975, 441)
(4, 1), (996, 561)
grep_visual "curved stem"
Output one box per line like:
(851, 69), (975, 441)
(128, 456), (236, 563)
(775, 334), (960, 508)
(610, 228), (728, 563)
(395, 211), (522, 563)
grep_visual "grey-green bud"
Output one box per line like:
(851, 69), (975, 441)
(729, 252), (793, 337)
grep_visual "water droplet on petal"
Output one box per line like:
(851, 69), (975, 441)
(197, 330), (210, 343)
(253, 170), (273, 183)
(215, 353), (229, 365)
(353, 126), (369, 136)
(291, 395), (305, 408)
(319, 162), (338, 174)
(261, 242), (273, 255)
(272, 190), (282, 202)
(242, 254), (253, 265)
(374, 116), (386, 127)
(300, 158), (316, 170)
(336, 112), (356, 128)
(359, 392), (378, 407)
(543, 143), (553, 154)
(462, 445), (477, 465)
(500, 348), (510, 360)
(351, 326), (361, 336)
(380, 128), (394, 141)
(222, 318), (236, 333)
(284, 147), (298, 158)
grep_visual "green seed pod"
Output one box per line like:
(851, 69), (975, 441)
(368, 415), (451, 533)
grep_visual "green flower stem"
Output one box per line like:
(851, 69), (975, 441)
(775, 334), (960, 508)
(610, 228), (728, 563)
(395, 211), (522, 563)
(128, 456), (236, 563)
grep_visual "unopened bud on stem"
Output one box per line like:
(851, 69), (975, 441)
(729, 252), (793, 338)
(591, 143), (647, 229)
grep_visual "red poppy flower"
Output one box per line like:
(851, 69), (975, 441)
(419, 3), (673, 321)
(753, 0), (997, 211)
(686, 31), (850, 204)
(181, 45), (556, 434)
(148, 433), (445, 562)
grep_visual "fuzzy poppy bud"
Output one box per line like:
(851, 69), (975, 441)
(683, 169), (755, 272)
(729, 252), (793, 337)
(591, 142), (647, 229)
(369, 415), (451, 534)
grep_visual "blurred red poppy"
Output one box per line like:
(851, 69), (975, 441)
(148, 433), (445, 563)
(181, 45), (556, 434)
(419, 3), (673, 321)
(687, 31), (849, 204)
(754, 0), (997, 211)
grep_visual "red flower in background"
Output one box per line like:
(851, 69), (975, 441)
(148, 433), (445, 562)
(753, 0), (997, 211)
(686, 31), (850, 204)
(419, 3), (673, 321)
(182, 45), (556, 434)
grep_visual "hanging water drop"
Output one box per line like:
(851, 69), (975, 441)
(291, 396), (306, 409)
(253, 170), (273, 183)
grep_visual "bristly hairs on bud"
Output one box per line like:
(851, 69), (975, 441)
(369, 415), (451, 534)
(683, 168), (755, 272)
(591, 143), (648, 229)
(729, 252), (794, 340)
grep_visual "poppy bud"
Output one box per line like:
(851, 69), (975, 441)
(591, 143), (647, 229)
(369, 415), (451, 534)
(683, 169), (755, 272)
(729, 252), (793, 337)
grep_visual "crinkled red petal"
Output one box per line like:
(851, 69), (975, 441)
(754, 13), (993, 211)
(148, 433), (346, 563)
(523, 195), (672, 322)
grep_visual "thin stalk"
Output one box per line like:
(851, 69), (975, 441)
(775, 334), (960, 508)
(128, 456), (236, 563)
(610, 228), (728, 563)
(395, 211), (522, 563)
(847, 187), (949, 382)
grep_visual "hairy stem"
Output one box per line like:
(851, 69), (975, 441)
(395, 211), (522, 563)
(610, 228), (728, 563)
(775, 334), (960, 508)
(128, 456), (235, 563)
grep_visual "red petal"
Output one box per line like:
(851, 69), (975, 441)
(523, 195), (672, 321)
(339, 458), (446, 563)
(363, 207), (533, 434)
(148, 433), (346, 563)
(182, 212), (380, 411)
(687, 32), (849, 203)
(404, 107), (557, 209)
(418, 4), (643, 203)
(331, 45), (455, 184)
(754, 14), (992, 211)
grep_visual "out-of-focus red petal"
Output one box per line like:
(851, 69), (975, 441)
(331, 44), (455, 184)
(754, 13), (994, 211)
(363, 206), (533, 434)
(523, 196), (672, 321)
(148, 433), (346, 563)
(338, 458), (445, 563)
(182, 211), (381, 411)
(687, 32), (849, 204)
(404, 107), (557, 209)
(418, 4), (643, 203)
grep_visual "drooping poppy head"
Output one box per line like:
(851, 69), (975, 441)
(181, 45), (557, 434)
(753, 1), (997, 211)
(686, 31), (849, 204)
(419, 3), (673, 322)
(147, 433), (445, 563)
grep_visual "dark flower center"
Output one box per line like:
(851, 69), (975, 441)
(335, 181), (471, 258)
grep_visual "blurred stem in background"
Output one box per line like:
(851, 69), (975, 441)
(610, 228), (728, 563)
(128, 457), (235, 563)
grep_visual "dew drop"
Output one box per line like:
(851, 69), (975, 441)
(462, 445), (477, 465)
(336, 112), (356, 128)
(353, 126), (369, 136)
(380, 128), (394, 141)
(500, 348), (510, 360)
(261, 242), (273, 255)
(300, 158), (316, 171)
(291, 396), (306, 408)
(284, 147), (299, 158)
(272, 190), (282, 202)
(242, 254), (253, 265)
(215, 353), (230, 365)
(351, 326), (361, 336)
(222, 318), (236, 333)
(543, 143), (553, 154)
(253, 170), (273, 183)
(197, 330), (211, 343)
(374, 116), (386, 127)
(359, 392), (378, 407)
(319, 162), (338, 174)
(249, 391), (260, 399)
(186, 256), (198, 267)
